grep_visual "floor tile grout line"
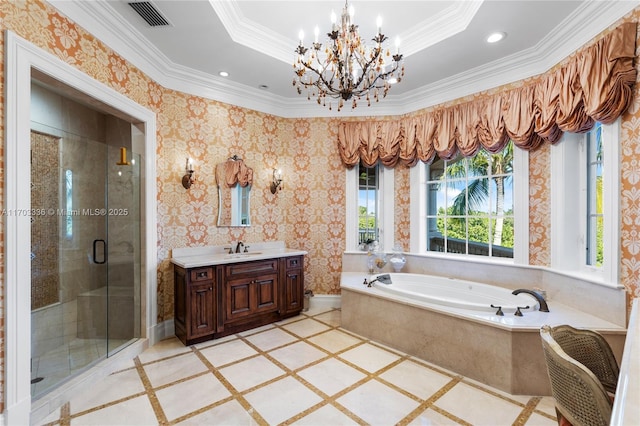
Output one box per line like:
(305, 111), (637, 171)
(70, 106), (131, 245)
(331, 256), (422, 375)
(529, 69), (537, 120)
(532, 406), (559, 421)
(512, 396), (542, 426)
(149, 369), (212, 392)
(59, 402), (70, 426)
(135, 348), (203, 368)
(167, 395), (237, 425)
(396, 376), (467, 426)
(134, 356), (169, 425)
(430, 403), (473, 426)
(190, 346), (270, 426)
(60, 391), (149, 422)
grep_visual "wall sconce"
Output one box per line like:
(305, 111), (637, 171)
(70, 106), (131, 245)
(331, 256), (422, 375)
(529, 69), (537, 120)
(182, 158), (195, 189)
(270, 168), (283, 194)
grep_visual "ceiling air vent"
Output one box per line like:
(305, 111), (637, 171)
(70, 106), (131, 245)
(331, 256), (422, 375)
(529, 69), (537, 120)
(128, 2), (171, 27)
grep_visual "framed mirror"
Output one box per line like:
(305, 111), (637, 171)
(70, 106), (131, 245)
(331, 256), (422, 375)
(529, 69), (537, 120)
(216, 156), (253, 227)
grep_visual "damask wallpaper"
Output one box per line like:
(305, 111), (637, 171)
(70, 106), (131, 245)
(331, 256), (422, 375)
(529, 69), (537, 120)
(1, 0), (640, 414)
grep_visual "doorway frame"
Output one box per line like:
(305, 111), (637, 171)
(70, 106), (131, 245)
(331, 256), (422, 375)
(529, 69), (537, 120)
(4, 30), (158, 425)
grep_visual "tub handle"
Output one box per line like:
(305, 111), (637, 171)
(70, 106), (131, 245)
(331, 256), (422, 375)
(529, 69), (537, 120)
(514, 305), (530, 317)
(490, 304), (504, 316)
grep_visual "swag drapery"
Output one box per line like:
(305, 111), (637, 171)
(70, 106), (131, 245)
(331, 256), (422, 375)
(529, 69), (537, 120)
(337, 22), (638, 168)
(215, 158), (254, 188)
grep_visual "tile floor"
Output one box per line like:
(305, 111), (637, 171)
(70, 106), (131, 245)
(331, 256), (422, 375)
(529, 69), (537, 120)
(36, 305), (559, 425)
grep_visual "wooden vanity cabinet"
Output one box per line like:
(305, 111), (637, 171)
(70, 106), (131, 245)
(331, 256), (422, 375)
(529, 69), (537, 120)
(174, 255), (304, 345)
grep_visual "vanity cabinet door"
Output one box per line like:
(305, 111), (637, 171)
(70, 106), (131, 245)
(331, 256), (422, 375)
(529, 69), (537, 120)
(189, 282), (215, 338)
(282, 256), (304, 315)
(174, 265), (216, 345)
(254, 275), (278, 313)
(225, 273), (278, 322)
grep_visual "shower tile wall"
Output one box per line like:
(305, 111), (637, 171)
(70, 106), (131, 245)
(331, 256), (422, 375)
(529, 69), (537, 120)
(31, 131), (60, 310)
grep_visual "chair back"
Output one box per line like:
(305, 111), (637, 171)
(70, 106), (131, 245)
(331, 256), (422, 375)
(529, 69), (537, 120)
(540, 325), (613, 426)
(549, 324), (619, 394)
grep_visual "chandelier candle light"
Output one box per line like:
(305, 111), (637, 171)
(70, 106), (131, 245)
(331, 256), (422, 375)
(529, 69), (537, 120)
(293, 0), (404, 111)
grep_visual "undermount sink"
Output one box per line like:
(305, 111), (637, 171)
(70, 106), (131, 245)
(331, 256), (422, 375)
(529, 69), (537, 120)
(225, 252), (263, 258)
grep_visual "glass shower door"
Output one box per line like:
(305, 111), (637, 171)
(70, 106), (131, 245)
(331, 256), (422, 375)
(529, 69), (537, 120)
(105, 145), (141, 356)
(30, 127), (141, 397)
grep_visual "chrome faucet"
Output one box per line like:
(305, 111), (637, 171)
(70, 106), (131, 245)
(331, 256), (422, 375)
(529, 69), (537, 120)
(366, 274), (392, 287)
(512, 289), (549, 312)
(235, 241), (244, 253)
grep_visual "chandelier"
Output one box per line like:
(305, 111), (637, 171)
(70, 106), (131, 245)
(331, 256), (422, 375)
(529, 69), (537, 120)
(293, 1), (404, 111)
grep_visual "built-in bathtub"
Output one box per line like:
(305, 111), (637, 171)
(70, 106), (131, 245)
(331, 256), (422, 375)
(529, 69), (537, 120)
(341, 271), (626, 395)
(369, 273), (542, 314)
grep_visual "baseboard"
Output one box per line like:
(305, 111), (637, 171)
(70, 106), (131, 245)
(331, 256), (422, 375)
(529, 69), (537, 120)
(309, 295), (341, 310)
(149, 319), (175, 345)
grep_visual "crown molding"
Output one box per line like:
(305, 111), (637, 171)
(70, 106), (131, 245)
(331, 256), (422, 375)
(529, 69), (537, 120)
(208, 0), (293, 65)
(396, 0), (640, 115)
(48, 0), (639, 119)
(400, 0), (482, 57)
(213, 0), (482, 61)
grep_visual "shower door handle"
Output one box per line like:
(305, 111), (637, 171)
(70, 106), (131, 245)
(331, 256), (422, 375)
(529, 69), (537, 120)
(93, 239), (107, 264)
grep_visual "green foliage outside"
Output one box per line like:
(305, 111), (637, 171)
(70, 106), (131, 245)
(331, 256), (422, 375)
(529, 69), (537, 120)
(436, 207), (514, 248)
(358, 205), (376, 229)
(440, 141), (514, 253)
(595, 176), (603, 266)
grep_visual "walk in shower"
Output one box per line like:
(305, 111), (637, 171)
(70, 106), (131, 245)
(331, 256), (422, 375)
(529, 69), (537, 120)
(30, 82), (142, 397)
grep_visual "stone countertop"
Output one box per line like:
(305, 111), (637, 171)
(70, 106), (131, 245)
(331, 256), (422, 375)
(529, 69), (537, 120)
(611, 298), (640, 425)
(171, 241), (307, 268)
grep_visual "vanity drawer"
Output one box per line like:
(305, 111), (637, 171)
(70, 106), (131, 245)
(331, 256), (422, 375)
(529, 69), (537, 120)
(190, 267), (214, 282)
(226, 259), (278, 277)
(285, 256), (303, 269)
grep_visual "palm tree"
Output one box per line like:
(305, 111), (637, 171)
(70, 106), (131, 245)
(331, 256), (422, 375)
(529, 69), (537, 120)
(445, 141), (513, 247)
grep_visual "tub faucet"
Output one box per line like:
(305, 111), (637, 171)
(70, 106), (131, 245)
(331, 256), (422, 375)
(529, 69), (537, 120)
(235, 241), (244, 253)
(367, 274), (392, 286)
(512, 289), (549, 312)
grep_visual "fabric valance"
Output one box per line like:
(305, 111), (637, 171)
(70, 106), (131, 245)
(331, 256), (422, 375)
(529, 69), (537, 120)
(215, 158), (254, 188)
(337, 22), (638, 168)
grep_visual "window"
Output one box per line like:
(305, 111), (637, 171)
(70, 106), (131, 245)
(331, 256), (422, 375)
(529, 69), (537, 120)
(346, 161), (394, 251)
(425, 141), (514, 258)
(586, 122), (603, 267)
(358, 161), (379, 245)
(65, 169), (73, 239)
(551, 119), (619, 284)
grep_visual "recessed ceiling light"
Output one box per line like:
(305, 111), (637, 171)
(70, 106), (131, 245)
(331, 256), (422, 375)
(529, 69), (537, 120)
(486, 32), (506, 43)
(219, 71), (229, 77)
(258, 84), (269, 90)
